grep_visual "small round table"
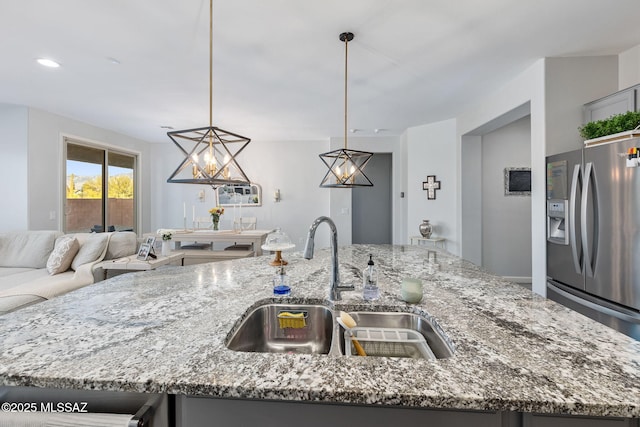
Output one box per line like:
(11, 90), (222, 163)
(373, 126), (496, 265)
(261, 243), (296, 266)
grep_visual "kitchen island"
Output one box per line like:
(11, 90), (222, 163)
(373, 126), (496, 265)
(0, 244), (639, 426)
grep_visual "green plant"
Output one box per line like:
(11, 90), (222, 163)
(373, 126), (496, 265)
(579, 110), (640, 140)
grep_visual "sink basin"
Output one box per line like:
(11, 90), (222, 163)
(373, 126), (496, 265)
(342, 311), (455, 359)
(226, 302), (454, 359)
(226, 303), (334, 354)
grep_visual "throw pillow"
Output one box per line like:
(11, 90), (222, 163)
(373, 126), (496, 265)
(46, 236), (80, 275)
(105, 231), (137, 260)
(71, 233), (110, 271)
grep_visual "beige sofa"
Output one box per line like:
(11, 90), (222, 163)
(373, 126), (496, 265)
(0, 230), (137, 315)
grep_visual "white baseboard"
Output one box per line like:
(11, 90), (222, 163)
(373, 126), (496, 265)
(503, 276), (532, 284)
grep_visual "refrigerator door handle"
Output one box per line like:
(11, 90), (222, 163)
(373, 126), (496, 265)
(569, 164), (582, 274)
(548, 281), (640, 325)
(581, 162), (598, 277)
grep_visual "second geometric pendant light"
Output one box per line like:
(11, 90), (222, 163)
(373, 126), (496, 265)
(319, 32), (373, 188)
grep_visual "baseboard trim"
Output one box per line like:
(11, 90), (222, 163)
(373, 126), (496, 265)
(503, 276), (532, 284)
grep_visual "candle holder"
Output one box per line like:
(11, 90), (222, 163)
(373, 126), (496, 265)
(233, 217), (243, 234)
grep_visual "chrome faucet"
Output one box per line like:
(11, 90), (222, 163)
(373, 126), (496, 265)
(303, 216), (354, 300)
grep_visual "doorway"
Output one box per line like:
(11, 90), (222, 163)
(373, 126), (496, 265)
(352, 153), (392, 244)
(64, 139), (137, 234)
(461, 114), (532, 283)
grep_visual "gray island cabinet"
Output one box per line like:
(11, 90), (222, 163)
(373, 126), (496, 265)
(1, 245), (639, 426)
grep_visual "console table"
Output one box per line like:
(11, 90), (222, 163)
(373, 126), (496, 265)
(96, 252), (185, 280)
(410, 235), (446, 249)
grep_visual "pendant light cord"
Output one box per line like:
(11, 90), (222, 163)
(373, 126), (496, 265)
(318, 32), (373, 187)
(344, 34), (348, 150)
(209, 0), (213, 129)
(166, 0), (252, 187)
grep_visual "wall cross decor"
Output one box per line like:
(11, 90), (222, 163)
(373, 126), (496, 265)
(422, 175), (441, 200)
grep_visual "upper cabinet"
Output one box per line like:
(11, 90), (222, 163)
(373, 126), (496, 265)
(583, 85), (639, 124)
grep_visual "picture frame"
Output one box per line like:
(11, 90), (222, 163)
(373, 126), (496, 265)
(504, 167), (531, 196)
(144, 236), (157, 255)
(137, 243), (151, 260)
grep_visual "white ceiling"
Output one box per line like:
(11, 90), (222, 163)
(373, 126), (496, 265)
(2, 0), (640, 143)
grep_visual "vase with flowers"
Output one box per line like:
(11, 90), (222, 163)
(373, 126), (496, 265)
(209, 206), (224, 231)
(161, 231), (173, 256)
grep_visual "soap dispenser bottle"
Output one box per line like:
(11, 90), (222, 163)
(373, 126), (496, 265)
(362, 254), (379, 301)
(273, 263), (291, 296)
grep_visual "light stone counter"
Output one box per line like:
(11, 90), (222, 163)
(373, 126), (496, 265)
(0, 244), (639, 418)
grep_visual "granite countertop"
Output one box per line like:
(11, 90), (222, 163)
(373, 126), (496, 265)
(1, 244), (639, 417)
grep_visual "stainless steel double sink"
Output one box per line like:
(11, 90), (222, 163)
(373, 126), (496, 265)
(225, 303), (454, 359)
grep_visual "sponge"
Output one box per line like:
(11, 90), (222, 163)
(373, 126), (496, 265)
(278, 311), (307, 329)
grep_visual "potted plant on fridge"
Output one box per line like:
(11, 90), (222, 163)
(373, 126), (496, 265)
(579, 110), (640, 145)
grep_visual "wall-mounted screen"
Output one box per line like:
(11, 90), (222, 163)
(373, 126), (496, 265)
(504, 167), (531, 196)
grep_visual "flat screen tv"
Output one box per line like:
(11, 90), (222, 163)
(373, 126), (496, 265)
(504, 167), (531, 196)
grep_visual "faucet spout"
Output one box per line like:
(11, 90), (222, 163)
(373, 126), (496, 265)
(303, 216), (352, 300)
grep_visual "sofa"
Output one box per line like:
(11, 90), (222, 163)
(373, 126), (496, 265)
(0, 230), (137, 315)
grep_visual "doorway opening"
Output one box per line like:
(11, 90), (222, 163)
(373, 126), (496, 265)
(352, 153), (392, 244)
(461, 112), (532, 284)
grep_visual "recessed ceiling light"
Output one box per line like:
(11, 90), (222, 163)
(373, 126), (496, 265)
(106, 57), (121, 65)
(36, 58), (60, 68)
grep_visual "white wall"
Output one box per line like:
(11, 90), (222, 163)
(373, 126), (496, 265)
(619, 44), (640, 90)
(460, 135), (482, 265)
(481, 116), (531, 280)
(545, 56), (618, 156)
(0, 105), (29, 232)
(405, 119), (457, 252)
(458, 59), (546, 294)
(460, 102), (531, 268)
(25, 108), (152, 232)
(150, 138), (332, 250)
(456, 56), (618, 296)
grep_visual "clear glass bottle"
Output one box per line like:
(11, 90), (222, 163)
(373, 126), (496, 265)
(362, 254), (379, 301)
(273, 264), (291, 296)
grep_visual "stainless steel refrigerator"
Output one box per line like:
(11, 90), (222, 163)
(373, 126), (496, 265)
(546, 138), (640, 340)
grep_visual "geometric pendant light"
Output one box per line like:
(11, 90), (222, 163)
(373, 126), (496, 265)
(167, 0), (251, 189)
(319, 32), (373, 188)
